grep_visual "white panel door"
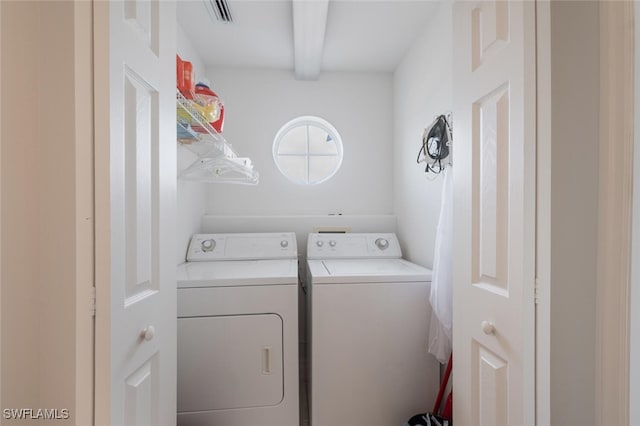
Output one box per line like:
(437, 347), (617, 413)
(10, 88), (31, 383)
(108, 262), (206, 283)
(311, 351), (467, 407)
(452, 1), (536, 425)
(94, 1), (176, 425)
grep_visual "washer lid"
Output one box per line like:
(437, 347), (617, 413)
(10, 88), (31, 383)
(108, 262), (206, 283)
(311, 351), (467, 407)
(178, 259), (298, 288)
(308, 259), (432, 284)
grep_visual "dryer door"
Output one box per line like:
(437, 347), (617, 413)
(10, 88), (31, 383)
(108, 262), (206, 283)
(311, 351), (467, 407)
(177, 314), (284, 412)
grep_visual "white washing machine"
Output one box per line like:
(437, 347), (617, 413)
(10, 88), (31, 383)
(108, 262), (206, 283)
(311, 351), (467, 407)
(306, 233), (438, 426)
(177, 233), (299, 426)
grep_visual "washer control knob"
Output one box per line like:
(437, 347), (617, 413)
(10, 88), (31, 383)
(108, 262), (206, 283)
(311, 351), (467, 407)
(201, 239), (216, 252)
(329, 240), (337, 247)
(280, 240), (289, 248)
(375, 238), (389, 250)
(316, 240), (324, 247)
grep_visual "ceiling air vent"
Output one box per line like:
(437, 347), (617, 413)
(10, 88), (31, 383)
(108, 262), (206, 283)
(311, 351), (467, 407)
(204, 0), (233, 23)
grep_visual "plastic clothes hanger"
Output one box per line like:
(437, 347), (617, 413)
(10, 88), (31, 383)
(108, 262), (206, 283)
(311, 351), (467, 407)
(179, 156), (259, 185)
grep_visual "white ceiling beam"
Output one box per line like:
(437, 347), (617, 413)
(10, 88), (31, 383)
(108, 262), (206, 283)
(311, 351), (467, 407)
(292, 0), (329, 80)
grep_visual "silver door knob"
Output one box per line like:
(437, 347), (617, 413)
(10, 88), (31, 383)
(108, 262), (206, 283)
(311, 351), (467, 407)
(481, 321), (495, 335)
(140, 326), (155, 341)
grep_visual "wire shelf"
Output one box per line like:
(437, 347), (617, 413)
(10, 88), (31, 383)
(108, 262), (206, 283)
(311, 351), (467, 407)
(176, 89), (258, 185)
(176, 90), (238, 159)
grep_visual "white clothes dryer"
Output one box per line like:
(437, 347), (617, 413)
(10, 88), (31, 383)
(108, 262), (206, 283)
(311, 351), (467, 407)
(306, 233), (438, 426)
(177, 233), (299, 426)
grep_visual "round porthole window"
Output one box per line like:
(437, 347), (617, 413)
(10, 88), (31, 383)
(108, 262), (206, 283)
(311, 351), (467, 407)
(272, 116), (343, 185)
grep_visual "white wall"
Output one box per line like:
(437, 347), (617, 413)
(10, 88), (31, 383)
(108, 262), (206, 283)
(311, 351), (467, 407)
(1, 1), (41, 414)
(631, 2), (640, 422)
(548, 2), (600, 424)
(177, 24), (205, 80)
(176, 23), (208, 263)
(392, 1), (453, 268)
(38, 1), (83, 419)
(202, 68), (394, 217)
(1, 2), (93, 422)
(0, 0), (3, 411)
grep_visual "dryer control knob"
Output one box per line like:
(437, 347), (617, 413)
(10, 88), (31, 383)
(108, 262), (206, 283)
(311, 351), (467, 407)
(280, 240), (289, 248)
(201, 239), (216, 252)
(375, 238), (389, 250)
(329, 240), (337, 247)
(316, 240), (324, 247)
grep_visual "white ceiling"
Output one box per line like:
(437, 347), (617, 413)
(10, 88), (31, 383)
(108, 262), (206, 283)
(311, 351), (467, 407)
(177, 0), (440, 75)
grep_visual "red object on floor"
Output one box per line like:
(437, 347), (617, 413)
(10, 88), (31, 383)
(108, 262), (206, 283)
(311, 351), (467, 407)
(404, 354), (453, 425)
(432, 354), (452, 416)
(441, 391), (453, 419)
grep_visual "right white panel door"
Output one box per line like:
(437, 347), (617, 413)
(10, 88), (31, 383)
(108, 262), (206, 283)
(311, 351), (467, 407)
(452, 1), (536, 425)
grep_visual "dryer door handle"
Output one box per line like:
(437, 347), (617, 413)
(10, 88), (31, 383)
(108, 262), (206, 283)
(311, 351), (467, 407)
(262, 346), (272, 374)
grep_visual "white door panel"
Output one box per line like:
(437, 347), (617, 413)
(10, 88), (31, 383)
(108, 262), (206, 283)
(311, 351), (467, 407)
(95, 0), (176, 424)
(453, 1), (536, 425)
(177, 315), (284, 412)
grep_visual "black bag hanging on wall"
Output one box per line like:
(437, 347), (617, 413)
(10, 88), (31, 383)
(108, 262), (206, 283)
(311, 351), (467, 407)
(416, 114), (452, 174)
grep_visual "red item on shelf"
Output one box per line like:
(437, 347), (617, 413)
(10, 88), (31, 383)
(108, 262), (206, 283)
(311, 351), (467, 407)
(176, 55), (195, 99)
(194, 83), (225, 133)
(213, 105), (225, 133)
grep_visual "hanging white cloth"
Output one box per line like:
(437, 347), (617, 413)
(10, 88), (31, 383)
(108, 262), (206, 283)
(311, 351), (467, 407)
(428, 166), (454, 364)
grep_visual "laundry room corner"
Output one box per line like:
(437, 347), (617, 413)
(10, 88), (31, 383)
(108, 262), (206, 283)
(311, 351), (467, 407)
(392, 1), (453, 269)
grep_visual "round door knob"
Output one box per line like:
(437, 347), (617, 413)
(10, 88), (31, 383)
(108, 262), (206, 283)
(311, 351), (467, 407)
(140, 326), (155, 341)
(201, 239), (216, 252)
(481, 321), (495, 335)
(280, 240), (289, 248)
(316, 240), (324, 247)
(375, 238), (389, 250)
(329, 240), (337, 247)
